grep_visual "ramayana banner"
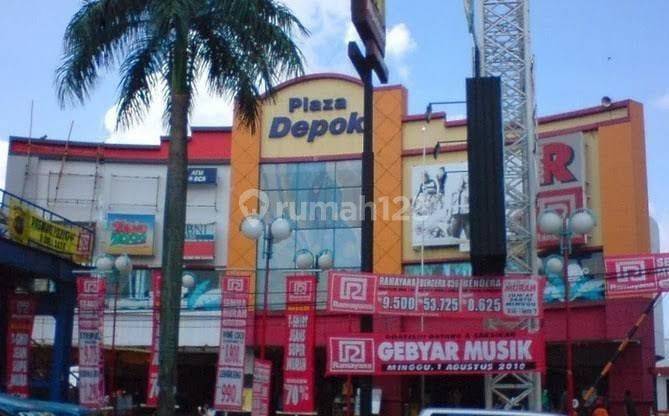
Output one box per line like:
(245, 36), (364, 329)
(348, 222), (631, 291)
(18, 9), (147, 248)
(605, 253), (669, 298)
(146, 270), (162, 407)
(77, 276), (106, 408)
(252, 359), (272, 416)
(5, 293), (36, 398)
(214, 274), (250, 411)
(283, 275), (317, 413)
(327, 330), (545, 376)
(328, 271), (543, 318)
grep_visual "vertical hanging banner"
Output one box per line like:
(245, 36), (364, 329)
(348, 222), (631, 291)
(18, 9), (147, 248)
(283, 275), (317, 413)
(252, 359), (272, 416)
(5, 293), (36, 397)
(214, 274), (250, 411)
(77, 276), (106, 408)
(146, 270), (162, 407)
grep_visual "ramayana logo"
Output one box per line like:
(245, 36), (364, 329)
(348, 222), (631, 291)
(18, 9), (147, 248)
(268, 97), (364, 142)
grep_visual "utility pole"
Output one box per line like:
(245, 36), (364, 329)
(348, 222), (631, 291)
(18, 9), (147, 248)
(349, 2), (388, 416)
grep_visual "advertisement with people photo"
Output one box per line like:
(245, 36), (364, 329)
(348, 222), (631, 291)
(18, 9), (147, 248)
(411, 163), (469, 249)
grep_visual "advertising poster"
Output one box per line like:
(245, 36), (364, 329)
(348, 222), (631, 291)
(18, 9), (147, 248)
(411, 163), (469, 249)
(214, 275), (250, 411)
(77, 276), (106, 408)
(542, 251), (605, 303)
(252, 359), (272, 416)
(183, 223), (216, 260)
(5, 293), (36, 398)
(283, 275), (317, 413)
(327, 330), (545, 376)
(605, 253), (669, 298)
(107, 213), (155, 256)
(328, 271), (543, 318)
(146, 270), (162, 407)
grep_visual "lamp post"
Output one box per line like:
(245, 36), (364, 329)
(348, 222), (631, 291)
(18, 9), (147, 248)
(240, 215), (293, 359)
(94, 253), (133, 406)
(294, 248), (334, 273)
(538, 208), (597, 415)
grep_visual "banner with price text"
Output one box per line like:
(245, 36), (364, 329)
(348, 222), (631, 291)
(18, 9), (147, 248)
(146, 270), (161, 407)
(252, 359), (272, 416)
(327, 330), (545, 376)
(214, 274), (250, 411)
(77, 276), (106, 408)
(283, 275), (317, 413)
(327, 272), (543, 318)
(6, 293), (36, 398)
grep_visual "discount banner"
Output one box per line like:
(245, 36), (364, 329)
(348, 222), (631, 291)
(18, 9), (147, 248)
(6, 293), (36, 397)
(214, 274), (250, 411)
(327, 330), (545, 376)
(328, 272), (543, 318)
(77, 276), (106, 408)
(605, 253), (669, 298)
(252, 359), (272, 416)
(283, 275), (317, 413)
(146, 270), (161, 407)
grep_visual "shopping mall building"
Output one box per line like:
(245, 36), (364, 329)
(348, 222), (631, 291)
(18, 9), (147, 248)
(2, 73), (660, 415)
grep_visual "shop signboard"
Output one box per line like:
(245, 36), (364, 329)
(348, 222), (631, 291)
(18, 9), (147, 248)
(252, 359), (272, 416)
(8, 202), (91, 262)
(411, 163), (469, 250)
(183, 223), (215, 260)
(327, 330), (545, 376)
(605, 252), (669, 298)
(146, 270), (161, 407)
(187, 167), (217, 184)
(5, 293), (36, 398)
(76, 276), (106, 408)
(107, 213), (155, 256)
(283, 275), (317, 414)
(537, 133), (586, 248)
(328, 271), (543, 318)
(214, 274), (250, 411)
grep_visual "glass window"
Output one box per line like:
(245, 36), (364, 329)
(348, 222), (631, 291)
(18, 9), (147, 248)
(335, 160), (362, 187)
(297, 162), (335, 189)
(334, 228), (361, 268)
(260, 164), (297, 190)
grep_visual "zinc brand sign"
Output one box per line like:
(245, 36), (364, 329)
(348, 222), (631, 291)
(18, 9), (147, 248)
(268, 96), (364, 143)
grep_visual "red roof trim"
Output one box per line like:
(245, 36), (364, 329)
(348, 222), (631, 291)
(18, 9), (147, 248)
(402, 112), (446, 123)
(538, 99), (632, 124)
(445, 119), (467, 127)
(537, 116), (630, 139)
(260, 153), (362, 164)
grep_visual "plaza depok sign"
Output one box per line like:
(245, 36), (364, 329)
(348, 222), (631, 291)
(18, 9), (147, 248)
(327, 271), (543, 318)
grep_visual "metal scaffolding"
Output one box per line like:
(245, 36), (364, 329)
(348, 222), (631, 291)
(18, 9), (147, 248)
(470, 0), (540, 409)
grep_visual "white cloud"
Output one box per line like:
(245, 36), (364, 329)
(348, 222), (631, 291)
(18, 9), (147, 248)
(655, 92), (669, 111)
(386, 23), (417, 60)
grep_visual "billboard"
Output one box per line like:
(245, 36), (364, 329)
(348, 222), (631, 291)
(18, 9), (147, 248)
(327, 330), (545, 376)
(605, 253), (669, 298)
(107, 213), (155, 255)
(537, 133), (586, 247)
(411, 163), (469, 249)
(184, 222), (215, 260)
(327, 271), (543, 318)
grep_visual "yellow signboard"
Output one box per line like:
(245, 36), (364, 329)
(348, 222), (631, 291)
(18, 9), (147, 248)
(8, 203), (87, 261)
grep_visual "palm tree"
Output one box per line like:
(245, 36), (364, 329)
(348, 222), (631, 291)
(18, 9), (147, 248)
(56, 1), (307, 414)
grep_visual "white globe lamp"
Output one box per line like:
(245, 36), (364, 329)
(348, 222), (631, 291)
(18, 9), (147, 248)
(295, 249), (315, 270)
(270, 217), (292, 242)
(182, 273), (196, 289)
(114, 254), (133, 275)
(538, 210), (563, 235)
(240, 215), (264, 240)
(545, 256), (564, 275)
(569, 209), (596, 235)
(95, 255), (115, 272)
(317, 250), (334, 270)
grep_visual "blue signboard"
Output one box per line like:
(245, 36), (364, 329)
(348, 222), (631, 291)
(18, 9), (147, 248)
(187, 167), (217, 184)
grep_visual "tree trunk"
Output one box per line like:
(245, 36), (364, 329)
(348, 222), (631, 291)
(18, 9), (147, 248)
(158, 33), (189, 416)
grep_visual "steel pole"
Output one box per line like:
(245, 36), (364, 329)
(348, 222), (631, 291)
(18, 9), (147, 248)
(261, 231), (273, 360)
(563, 229), (574, 415)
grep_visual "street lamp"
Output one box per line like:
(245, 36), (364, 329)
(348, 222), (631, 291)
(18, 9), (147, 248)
(94, 253), (132, 405)
(240, 215), (293, 359)
(538, 208), (597, 414)
(295, 249), (334, 272)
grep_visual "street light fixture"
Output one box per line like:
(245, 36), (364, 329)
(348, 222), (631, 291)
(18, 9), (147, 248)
(240, 215), (293, 359)
(295, 249), (334, 271)
(538, 208), (597, 414)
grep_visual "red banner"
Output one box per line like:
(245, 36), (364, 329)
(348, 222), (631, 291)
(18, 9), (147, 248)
(146, 270), (161, 407)
(77, 276), (106, 408)
(605, 253), (669, 298)
(283, 275), (317, 413)
(328, 272), (543, 318)
(5, 293), (36, 397)
(327, 330), (545, 376)
(252, 359), (272, 416)
(214, 274), (250, 411)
